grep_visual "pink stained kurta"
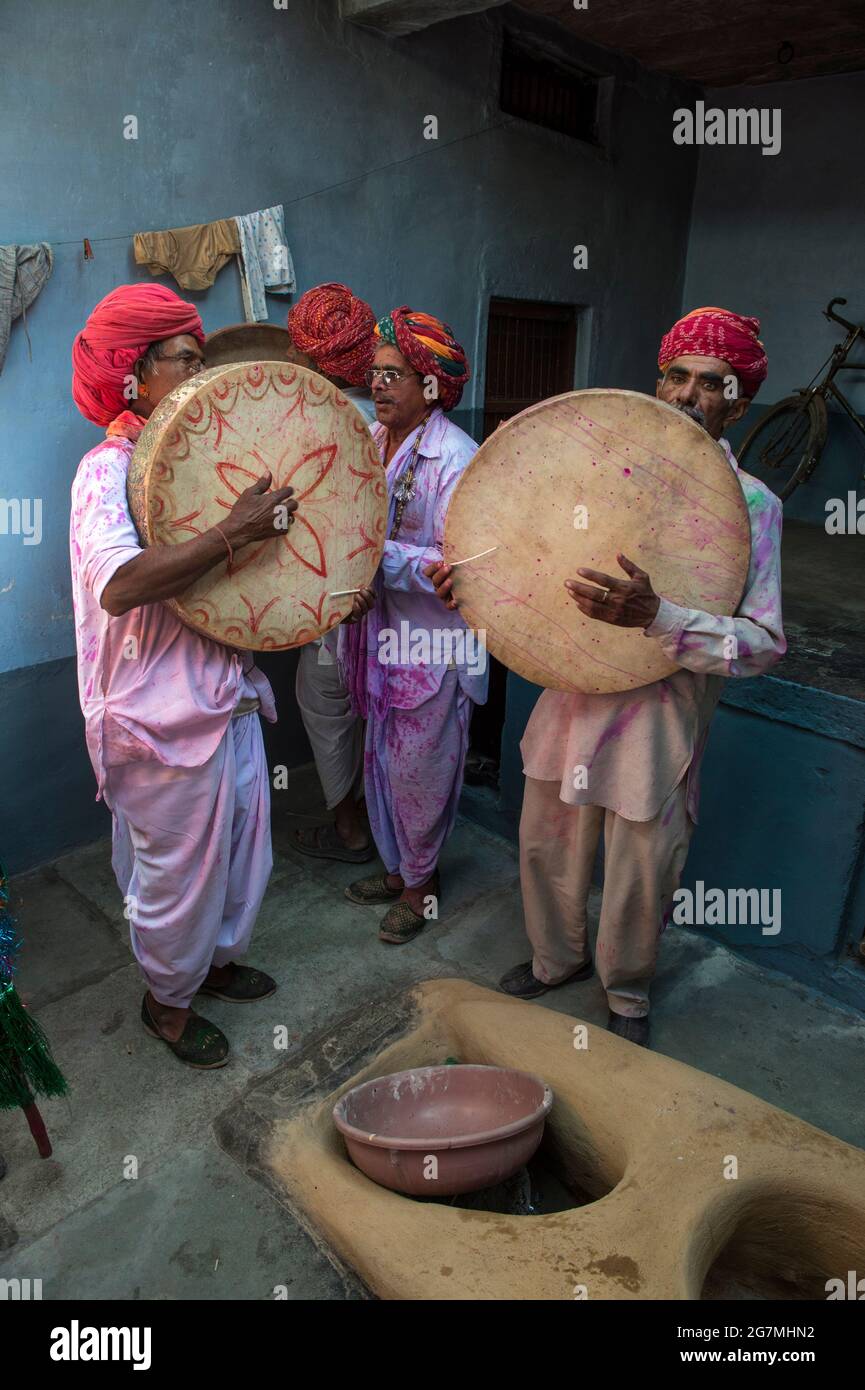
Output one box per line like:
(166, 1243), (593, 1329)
(70, 427), (276, 1006)
(70, 433), (276, 796)
(340, 407), (488, 884)
(520, 441), (786, 822)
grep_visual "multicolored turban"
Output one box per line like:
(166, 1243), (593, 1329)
(287, 282), (376, 387)
(658, 306), (768, 399)
(374, 306), (469, 412)
(72, 283), (204, 426)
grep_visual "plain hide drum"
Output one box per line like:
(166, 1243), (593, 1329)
(205, 322), (291, 367)
(127, 361), (386, 650)
(443, 389), (751, 694)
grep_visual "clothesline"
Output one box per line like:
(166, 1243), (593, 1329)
(40, 115), (511, 250)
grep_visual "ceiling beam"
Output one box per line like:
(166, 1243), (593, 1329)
(341, 0), (508, 37)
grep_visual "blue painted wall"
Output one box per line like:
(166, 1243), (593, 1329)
(0, 0), (699, 870)
(684, 71), (865, 526)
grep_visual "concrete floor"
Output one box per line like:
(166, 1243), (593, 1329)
(2, 764), (864, 1300)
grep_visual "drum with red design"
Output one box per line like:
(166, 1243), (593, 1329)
(127, 362), (386, 649)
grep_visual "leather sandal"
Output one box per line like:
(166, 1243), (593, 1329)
(197, 964), (277, 1003)
(607, 1010), (650, 1048)
(378, 899), (428, 945)
(141, 995), (229, 1069)
(499, 957), (593, 999)
(345, 872), (403, 905)
(293, 823), (374, 864)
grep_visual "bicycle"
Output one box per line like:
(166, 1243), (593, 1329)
(737, 298), (865, 501)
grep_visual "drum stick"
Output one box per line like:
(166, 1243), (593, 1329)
(448, 546), (498, 568)
(329, 545), (498, 597)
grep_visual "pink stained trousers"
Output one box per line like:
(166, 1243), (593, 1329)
(519, 775), (694, 1018)
(105, 710), (273, 1008)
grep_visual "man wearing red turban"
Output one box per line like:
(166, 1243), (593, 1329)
(284, 285), (379, 868)
(286, 281), (376, 392)
(70, 284), (298, 1068)
(432, 305), (785, 1048)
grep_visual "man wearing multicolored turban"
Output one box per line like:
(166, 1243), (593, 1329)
(285, 284), (378, 867)
(434, 306), (785, 1047)
(340, 306), (487, 944)
(70, 283), (299, 1068)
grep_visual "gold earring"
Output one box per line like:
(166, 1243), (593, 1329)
(138, 382), (149, 398)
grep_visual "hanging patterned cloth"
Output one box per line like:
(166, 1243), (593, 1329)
(0, 243), (54, 375)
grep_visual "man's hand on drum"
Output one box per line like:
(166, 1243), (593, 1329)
(343, 587), (375, 623)
(423, 560), (459, 611)
(565, 553), (661, 628)
(222, 472), (298, 548)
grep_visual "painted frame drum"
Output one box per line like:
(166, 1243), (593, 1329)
(127, 361), (387, 650)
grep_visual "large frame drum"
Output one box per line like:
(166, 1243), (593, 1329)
(127, 362), (386, 650)
(444, 389), (751, 694)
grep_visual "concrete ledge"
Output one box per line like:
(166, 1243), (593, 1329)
(217, 978), (865, 1301)
(721, 673), (865, 751)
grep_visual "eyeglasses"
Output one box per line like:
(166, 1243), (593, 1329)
(156, 351), (205, 373)
(364, 367), (421, 389)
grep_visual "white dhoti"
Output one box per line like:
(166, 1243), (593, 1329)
(105, 710), (273, 1008)
(295, 636), (363, 810)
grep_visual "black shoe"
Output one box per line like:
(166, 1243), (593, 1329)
(499, 957), (593, 1000)
(606, 1010), (650, 1048)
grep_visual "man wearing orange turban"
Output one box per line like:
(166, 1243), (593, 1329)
(70, 284), (298, 1068)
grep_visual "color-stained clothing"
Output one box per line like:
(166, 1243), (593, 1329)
(520, 439), (785, 823)
(366, 671), (472, 885)
(106, 707), (272, 1008)
(70, 423), (276, 1006)
(520, 775), (693, 1017)
(70, 433), (275, 799)
(341, 407), (488, 884)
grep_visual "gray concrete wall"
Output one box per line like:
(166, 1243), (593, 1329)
(0, 0), (698, 869)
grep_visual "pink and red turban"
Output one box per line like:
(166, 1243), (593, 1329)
(287, 282), (376, 387)
(374, 306), (469, 412)
(72, 283), (204, 427)
(658, 306), (768, 399)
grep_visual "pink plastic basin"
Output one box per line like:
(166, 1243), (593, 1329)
(332, 1064), (554, 1197)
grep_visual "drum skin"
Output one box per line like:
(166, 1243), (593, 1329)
(205, 322), (291, 367)
(127, 361), (386, 650)
(443, 389), (751, 694)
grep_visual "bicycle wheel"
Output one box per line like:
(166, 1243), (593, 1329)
(736, 393), (827, 501)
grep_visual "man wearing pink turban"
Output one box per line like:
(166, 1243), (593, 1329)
(70, 284), (297, 1068)
(433, 306), (785, 1048)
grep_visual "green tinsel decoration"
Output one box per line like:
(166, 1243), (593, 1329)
(0, 860), (69, 1111)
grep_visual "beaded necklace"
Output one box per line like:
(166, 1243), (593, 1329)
(388, 412), (433, 541)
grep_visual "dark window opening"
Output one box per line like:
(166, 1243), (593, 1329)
(466, 299), (578, 789)
(499, 31), (601, 145)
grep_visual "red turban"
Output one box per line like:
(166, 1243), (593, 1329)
(658, 306), (768, 399)
(287, 282), (376, 387)
(374, 306), (469, 412)
(72, 283), (204, 426)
